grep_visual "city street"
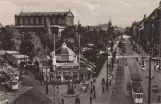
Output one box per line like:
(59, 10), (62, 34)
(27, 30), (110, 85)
(124, 37), (161, 104)
(0, 1), (161, 104)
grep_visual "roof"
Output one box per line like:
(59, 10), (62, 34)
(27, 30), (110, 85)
(131, 73), (142, 81)
(6, 51), (19, 54)
(13, 54), (29, 59)
(15, 25), (66, 29)
(55, 43), (75, 55)
(132, 81), (143, 93)
(15, 11), (74, 17)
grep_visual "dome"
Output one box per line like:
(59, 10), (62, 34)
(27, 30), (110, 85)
(55, 42), (75, 55)
(55, 42), (77, 62)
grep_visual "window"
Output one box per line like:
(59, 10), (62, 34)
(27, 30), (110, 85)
(33, 18), (36, 25)
(39, 18), (41, 25)
(135, 94), (142, 98)
(50, 18), (53, 25)
(16, 18), (20, 25)
(23, 18), (25, 25)
(28, 18), (30, 25)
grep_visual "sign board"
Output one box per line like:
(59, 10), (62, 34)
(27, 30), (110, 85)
(53, 56), (56, 65)
(56, 62), (78, 67)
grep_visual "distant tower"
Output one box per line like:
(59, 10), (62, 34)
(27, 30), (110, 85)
(143, 14), (146, 20)
(69, 0), (71, 12)
(159, 1), (161, 7)
(108, 19), (112, 27)
(20, 5), (24, 13)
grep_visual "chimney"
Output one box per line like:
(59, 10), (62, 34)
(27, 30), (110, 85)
(159, 1), (161, 7)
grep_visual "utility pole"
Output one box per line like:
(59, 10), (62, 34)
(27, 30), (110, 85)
(148, 53), (151, 104)
(44, 17), (50, 94)
(147, 49), (155, 104)
(106, 48), (108, 90)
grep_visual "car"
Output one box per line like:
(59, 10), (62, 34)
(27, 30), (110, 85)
(154, 64), (160, 72)
(152, 84), (158, 92)
(141, 66), (146, 70)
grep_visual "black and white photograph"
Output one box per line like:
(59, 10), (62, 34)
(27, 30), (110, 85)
(0, 0), (161, 104)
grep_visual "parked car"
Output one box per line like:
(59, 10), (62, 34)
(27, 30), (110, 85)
(152, 84), (158, 92)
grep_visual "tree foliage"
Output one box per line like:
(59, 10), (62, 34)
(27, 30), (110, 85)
(19, 32), (44, 57)
(3, 25), (21, 51)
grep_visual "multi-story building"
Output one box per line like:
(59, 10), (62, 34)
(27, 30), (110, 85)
(143, 1), (161, 57)
(131, 1), (161, 57)
(14, 10), (74, 35)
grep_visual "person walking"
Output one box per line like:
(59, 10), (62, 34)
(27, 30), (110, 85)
(91, 80), (93, 89)
(158, 95), (161, 103)
(90, 88), (93, 95)
(75, 96), (78, 104)
(102, 85), (105, 93)
(62, 98), (64, 104)
(93, 90), (96, 98)
(90, 96), (92, 104)
(77, 96), (80, 104)
(93, 85), (95, 91)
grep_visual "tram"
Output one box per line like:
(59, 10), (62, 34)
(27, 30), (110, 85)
(3, 68), (19, 80)
(0, 86), (8, 104)
(130, 73), (143, 104)
(5, 75), (18, 90)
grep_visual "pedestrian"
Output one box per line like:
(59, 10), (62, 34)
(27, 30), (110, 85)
(91, 80), (93, 88)
(75, 96), (79, 104)
(74, 84), (76, 89)
(77, 96), (80, 104)
(90, 88), (93, 95)
(90, 96), (92, 104)
(93, 85), (95, 91)
(93, 77), (96, 83)
(93, 90), (96, 98)
(62, 98), (64, 104)
(158, 95), (161, 102)
(102, 85), (105, 93)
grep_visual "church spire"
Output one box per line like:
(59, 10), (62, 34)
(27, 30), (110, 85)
(108, 19), (112, 27)
(143, 14), (146, 20)
(159, 1), (161, 7)
(69, 0), (71, 12)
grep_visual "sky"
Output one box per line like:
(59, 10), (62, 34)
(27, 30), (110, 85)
(0, 0), (160, 27)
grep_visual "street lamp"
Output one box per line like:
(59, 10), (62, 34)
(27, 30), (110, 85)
(146, 47), (155, 104)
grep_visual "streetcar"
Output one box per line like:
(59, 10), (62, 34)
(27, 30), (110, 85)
(130, 73), (142, 82)
(131, 81), (143, 104)
(7, 68), (19, 80)
(2, 68), (19, 80)
(5, 75), (18, 90)
(130, 73), (143, 104)
(0, 86), (8, 104)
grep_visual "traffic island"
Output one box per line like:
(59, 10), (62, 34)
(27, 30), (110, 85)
(61, 91), (81, 98)
(61, 79), (81, 98)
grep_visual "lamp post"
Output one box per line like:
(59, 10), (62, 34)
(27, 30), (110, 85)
(146, 46), (155, 104)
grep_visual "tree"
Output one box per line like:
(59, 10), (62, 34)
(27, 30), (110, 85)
(3, 25), (21, 51)
(61, 27), (79, 53)
(19, 32), (44, 58)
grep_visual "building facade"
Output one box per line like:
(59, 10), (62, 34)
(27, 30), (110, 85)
(131, 1), (161, 57)
(14, 11), (74, 35)
(15, 11), (74, 26)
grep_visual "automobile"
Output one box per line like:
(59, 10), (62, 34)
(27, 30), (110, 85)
(141, 66), (146, 70)
(152, 84), (158, 92)
(154, 64), (160, 72)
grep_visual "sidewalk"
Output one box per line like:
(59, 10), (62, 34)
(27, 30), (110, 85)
(20, 59), (118, 104)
